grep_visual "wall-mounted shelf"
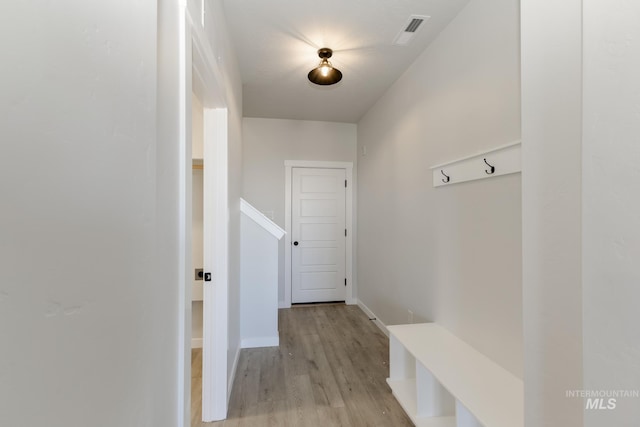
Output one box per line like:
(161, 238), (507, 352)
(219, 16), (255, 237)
(430, 141), (521, 187)
(192, 158), (204, 170)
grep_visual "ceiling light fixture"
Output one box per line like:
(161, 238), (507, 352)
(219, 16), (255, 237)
(307, 48), (342, 86)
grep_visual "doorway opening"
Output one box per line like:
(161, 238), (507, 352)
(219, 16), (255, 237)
(189, 94), (204, 426)
(178, 9), (230, 426)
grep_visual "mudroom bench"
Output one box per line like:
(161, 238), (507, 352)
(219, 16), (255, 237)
(387, 323), (523, 427)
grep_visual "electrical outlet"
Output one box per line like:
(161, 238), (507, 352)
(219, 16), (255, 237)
(408, 309), (414, 324)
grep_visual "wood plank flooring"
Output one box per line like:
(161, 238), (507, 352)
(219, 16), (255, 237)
(191, 304), (413, 427)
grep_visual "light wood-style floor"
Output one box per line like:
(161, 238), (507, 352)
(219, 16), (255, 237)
(191, 304), (413, 427)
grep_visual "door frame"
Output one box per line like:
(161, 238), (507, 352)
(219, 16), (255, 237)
(284, 161), (355, 308)
(177, 5), (229, 426)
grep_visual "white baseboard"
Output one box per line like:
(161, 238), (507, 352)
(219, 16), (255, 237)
(241, 336), (280, 349)
(278, 301), (290, 309)
(227, 344), (240, 403)
(357, 300), (389, 337)
(191, 337), (203, 349)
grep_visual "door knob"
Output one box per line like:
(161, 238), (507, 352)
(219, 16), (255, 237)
(293, 241), (299, 246)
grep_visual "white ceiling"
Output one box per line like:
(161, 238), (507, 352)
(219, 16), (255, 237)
(222, 0), (469, 123)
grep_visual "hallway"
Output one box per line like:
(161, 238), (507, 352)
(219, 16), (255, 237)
(192, 304), (412, 426)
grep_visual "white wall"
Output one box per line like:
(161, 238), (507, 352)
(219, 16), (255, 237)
(521, 1), (584, 425)
(0, 1), (243, 425)
(0, 1), (180, 426)
(242, 118), (357, 304)
(357, 0), (522, 378)
(582, 1), (640, 425)
(158, 0), (186, 423)
(240, 214), (280, 347)
(523, 1), (640, 425)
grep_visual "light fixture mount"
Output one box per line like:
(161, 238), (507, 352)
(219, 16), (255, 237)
(308, 48), (342, 86)
(317, 47), (333, 59)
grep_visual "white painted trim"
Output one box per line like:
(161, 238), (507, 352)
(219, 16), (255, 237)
(357, 300), (389, 337)
(284, 167), (292, 308)
(177, 6), (191, 427)
(200, 0), (205, 28)
(278, 300), (288, 309)
(285, 160), (354, 168)
(241, 336), (280, 349)
(284, 161), (355, 308)
(429, 140), (521, 169)
(344, 166), (355, 306)
(191, 338), (203, 349)
(190, 10), (226, 108)
(240, 198), (286, 240)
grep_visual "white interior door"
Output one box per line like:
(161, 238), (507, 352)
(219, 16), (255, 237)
(291, 167), (347, 303)
(202, 108), (228, 421)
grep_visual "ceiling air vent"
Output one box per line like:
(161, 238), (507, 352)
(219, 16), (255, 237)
(393, 15), (430, 46)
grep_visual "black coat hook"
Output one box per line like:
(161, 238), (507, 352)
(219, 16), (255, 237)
(484, 158), (495, 175)
(441, 169), (450, 183)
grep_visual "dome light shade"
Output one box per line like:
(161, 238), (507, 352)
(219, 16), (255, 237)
(308, 48), (342, 85)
